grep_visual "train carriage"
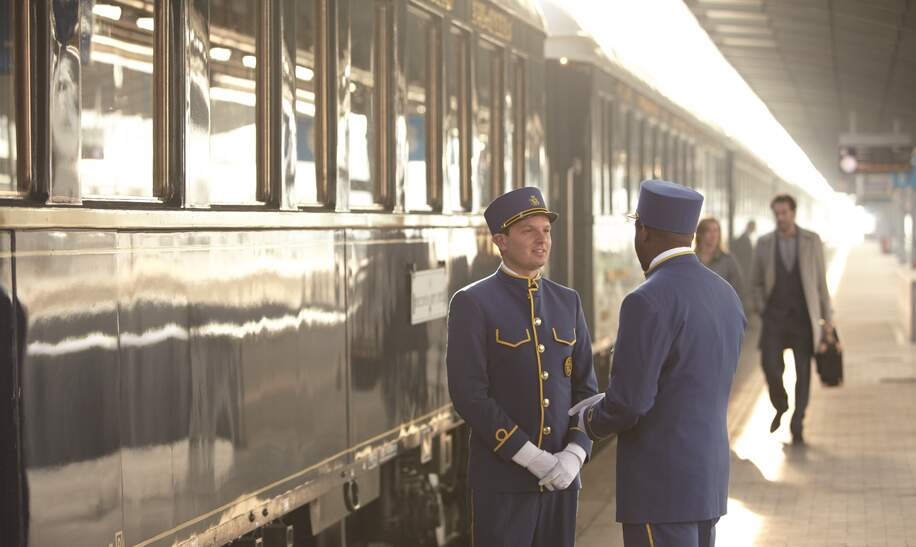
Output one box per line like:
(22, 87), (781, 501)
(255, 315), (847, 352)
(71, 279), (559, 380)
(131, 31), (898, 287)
(0, 1), (547, 546)
(541, 0), (817, 386)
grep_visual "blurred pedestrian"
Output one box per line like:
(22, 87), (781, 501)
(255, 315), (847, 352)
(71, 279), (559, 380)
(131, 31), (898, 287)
(750, 194), (833, 445)
(732, 220), (756, 289)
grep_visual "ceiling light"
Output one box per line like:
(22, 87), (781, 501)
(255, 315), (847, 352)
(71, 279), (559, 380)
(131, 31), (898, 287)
(714, 24), (772, 35)
(720, 36), (777, 48)
(92, 4), (122, 21)
(296, 65), (315, 81)
(209, 47), (232, 62)
(704, 10), (769, 23)
(136, 17), (154, 31)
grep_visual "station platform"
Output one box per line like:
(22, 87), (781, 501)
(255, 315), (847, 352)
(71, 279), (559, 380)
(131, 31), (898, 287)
(575, 242), (916, 547)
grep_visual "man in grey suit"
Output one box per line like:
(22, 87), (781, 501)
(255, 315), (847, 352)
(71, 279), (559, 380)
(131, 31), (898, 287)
(750, 194), (833, 445)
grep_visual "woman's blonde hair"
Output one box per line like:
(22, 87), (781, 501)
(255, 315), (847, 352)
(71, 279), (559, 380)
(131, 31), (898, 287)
(695, 217), (723, 253)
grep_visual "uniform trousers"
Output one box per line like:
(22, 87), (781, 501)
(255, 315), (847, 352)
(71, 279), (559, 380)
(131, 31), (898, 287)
(760, 318), (814, 434)
(469, 488), (578, 547)
(621, 519), (718, 547)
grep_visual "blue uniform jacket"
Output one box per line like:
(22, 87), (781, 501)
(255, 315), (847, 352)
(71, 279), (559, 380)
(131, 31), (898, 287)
(586, 254), (746, 523)
(447, 268), (598, 492)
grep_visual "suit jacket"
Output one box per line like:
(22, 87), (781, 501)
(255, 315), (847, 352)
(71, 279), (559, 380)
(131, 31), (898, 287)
(750, 227), (832, 347)
(446, 268), (598, 492)
(585, 254), (746, 523)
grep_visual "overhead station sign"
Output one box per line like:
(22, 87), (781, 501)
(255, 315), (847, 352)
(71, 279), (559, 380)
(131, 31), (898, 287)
(839, 132), (913, 175)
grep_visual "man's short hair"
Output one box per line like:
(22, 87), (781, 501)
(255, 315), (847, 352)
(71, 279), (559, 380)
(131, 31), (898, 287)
(770, 194), (796, 211)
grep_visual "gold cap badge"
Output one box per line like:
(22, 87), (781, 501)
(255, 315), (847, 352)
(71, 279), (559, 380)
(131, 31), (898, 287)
(529, 195), (540, 206)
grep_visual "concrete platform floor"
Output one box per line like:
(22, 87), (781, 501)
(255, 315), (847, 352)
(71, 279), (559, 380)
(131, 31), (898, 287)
(575, 242), (916, 547)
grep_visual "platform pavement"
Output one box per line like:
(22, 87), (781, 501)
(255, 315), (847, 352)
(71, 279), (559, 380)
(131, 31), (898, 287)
(574, 242), (916, 546)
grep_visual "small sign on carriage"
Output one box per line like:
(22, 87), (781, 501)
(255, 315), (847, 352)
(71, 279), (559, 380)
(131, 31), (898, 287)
(410, 268), (449, 325)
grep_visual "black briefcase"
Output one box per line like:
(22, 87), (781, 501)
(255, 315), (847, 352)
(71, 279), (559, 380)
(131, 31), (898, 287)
(815, 329), (843, 387)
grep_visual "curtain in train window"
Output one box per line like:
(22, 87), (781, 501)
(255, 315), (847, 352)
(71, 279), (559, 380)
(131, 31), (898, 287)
(404, 9), (432, 211)
(349, 2), (380, 208)
(653, 127), (664, 179)
(474, 43), (500, 211)
(445, 27), (469, 211)
(602, 100), (614, 215)
(293, 0), (319, 205)
(208, 1), (258, 203)
(79, 0), (155, 198)
(0, 0), (14, 193)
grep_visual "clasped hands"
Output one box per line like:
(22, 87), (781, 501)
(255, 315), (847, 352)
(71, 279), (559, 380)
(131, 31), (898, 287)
(515, 393), (608, 490)
(524, 444), (583, 491)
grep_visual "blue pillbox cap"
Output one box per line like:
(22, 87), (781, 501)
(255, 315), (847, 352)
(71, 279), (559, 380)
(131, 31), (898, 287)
(633, 180), (704, 235)
(484, 187), (558, 235)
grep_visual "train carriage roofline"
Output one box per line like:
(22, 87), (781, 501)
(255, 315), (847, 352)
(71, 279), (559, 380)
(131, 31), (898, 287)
(540, 0), (807, 198)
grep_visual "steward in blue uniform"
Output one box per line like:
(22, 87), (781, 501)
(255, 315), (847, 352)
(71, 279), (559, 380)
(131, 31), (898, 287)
(571, 180), (746, 547)
(447, 187), (598, 547)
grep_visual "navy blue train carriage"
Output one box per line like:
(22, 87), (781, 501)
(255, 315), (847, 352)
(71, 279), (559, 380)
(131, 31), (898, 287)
(0, 1), (814, 546)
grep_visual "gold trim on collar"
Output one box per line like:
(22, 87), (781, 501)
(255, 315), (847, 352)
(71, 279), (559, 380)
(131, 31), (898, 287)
(645, 250), (695, 275)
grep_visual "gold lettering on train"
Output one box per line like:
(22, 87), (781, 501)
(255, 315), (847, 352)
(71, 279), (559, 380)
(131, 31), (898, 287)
(472, 1), (513, 42)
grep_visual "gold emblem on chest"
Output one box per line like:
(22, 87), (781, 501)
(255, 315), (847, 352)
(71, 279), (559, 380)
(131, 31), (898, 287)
(564, 356), (573, 377)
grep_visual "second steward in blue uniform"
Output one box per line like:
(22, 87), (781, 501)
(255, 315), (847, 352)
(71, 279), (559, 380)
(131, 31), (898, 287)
(571, 180), (746, 547)
(447, 187), (598, 547)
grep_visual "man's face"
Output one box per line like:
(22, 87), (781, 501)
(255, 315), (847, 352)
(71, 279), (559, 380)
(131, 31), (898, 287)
(772, 202), (796, 233)
(494, 215), (552, 272)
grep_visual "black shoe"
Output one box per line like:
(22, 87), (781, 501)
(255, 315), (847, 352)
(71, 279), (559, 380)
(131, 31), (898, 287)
(770, 409), (785, 433)
(792, 431), (805, 445)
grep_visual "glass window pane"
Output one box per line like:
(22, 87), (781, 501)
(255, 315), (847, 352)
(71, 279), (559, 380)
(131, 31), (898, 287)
(505, 56), (523, 190)
(209, 0), (258, 203)
(404, 10), (430, 211)
(80, 0), (155, 198)
(349, 3), (378, 208)
(294, 0), (319, 205)
(642, 121), (653, 181)
(611, 105), (628, 214)
(0, 0), (15, 192)
(524, 58), (545, 191)
(445, 27), (468, 211)
(627, 113), (639, 210)
(474, 43), (497, 211)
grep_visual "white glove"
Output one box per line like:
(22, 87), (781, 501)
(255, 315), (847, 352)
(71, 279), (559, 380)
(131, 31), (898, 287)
(538, 444), (585, 491)
(569, 393), (606, 429)
(512, 441), (560, 488)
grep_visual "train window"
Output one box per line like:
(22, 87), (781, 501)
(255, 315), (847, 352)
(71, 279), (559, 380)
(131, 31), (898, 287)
(594, 100), (606, 217)
(404, 8), (436, 211)
(293, 0), (320, 205)
(79, 1), (156, 199)
(627, 113), (640, 210)
(474, 42), (501, 210)
(653, 126), (663, 179)
(524, 59), (545, 191)
(642, 121), (654, 181)
(0, 0), (14, 193)
(208, 1), (259, 204)
(349, 1), (383, 208)
(445, 26), (470, 211)
(611, 103), (628, 215)
(505, 55), (524, 190)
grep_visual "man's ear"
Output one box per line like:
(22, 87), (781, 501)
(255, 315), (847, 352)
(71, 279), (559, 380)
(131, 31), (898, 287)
(635, 223), (649, 243)
(492, 233), (507, 252)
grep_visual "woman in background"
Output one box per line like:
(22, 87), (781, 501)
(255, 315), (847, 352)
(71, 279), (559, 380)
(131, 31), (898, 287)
(696, 217), (745, 301)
